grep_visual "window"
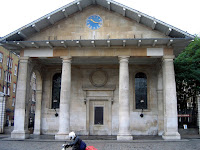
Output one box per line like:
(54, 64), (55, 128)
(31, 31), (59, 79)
(6, 57), (13, 68)
(14, 65), (17, 76)
(5, 71), (12, 83)
(94, 107), (104, 125)
(0, 53), (3, 63)
(7, 57), (9, 66)
(135, 72), (147, 109)
(12, 98), (15, 107)
(9, 72), (11, 83)
(7, 87), (10, 96)
(9, 59), (13, 68)
(13, 83), (16, 93)
(5, 71), (7, 82)
(3, 86), (6, 94)
(52, 73), (61, 109)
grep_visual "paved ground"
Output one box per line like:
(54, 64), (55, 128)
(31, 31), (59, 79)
(0, 134), (200, 150)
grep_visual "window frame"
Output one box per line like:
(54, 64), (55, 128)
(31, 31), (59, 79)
(13, 83), (16, 93)
(133, 71), (150, 111)
(51, 73), (61, 109)
(0, 53), (3, 63)
(14, 65), (17, 76)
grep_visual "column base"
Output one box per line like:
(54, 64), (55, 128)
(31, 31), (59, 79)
(55, 132), (69, 140)
(117, 133), (133, 140)
(33, 129), (41, 135)
(11, 130), (30, 139)
(162, 132), (181, 140)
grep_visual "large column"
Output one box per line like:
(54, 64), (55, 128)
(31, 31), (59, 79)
(117, 56), (132, 140)
(11, 57), (30, 139)
(33, 90), (42, 135)
(162, 55), (180, 140)
(55, 56), (71, 140)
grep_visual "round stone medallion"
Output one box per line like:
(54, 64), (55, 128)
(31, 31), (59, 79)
(89, 70), (108, 87)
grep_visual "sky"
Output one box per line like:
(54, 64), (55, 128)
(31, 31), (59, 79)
(0, 0), (199, 37)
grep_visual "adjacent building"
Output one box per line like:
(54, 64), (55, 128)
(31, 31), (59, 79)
(0, 46), (19, 133)
(0, 0), (194, 140)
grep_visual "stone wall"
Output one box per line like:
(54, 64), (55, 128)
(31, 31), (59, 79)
(41, 64), (159, 135)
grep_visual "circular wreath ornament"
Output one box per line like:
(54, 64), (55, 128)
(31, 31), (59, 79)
(89, 70), (108, 87)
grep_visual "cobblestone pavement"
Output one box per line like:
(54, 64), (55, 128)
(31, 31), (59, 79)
(0, 137), (200, 150)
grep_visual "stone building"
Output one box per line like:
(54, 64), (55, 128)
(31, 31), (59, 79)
(0, 46), (19, 133)
(0, 0), (194, 140)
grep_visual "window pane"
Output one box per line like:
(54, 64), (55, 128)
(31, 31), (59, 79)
(94, 107), (103, 125)
(52, 73), (61, 109)
(135, 72), (147, 109)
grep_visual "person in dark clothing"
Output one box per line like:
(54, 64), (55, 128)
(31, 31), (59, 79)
(62, 131), (86, 150)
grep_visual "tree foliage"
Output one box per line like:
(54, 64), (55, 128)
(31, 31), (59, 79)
(174, 37), (200, 98)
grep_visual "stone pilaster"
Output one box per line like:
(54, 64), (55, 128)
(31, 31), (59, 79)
(162, 55), (180, 140)
(117, 56), (132, 140)
(157, 70), (164, 135)
(33, 90), (42, 135)
(11, 57), (30, 139)
(55, 56), (72, 140)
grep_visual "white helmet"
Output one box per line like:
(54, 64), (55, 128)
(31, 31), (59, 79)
(69, 131), (76, 140)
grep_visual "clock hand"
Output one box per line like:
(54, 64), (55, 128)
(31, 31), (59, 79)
(90, 19), (100, 24)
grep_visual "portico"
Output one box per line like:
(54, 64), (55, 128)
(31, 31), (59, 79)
(0, 0), (194, 140)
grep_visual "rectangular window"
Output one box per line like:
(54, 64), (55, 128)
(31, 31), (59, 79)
(13, 83), (16, 93)
(94, 107), (104, 125)
(0, 53), (3, 63)
(12, 98), (15, 107)
(7, 57), (9, 66)
(9, 59), (13, 68)
(3, 86), (6, 94)
(14, 65), (17, 76)
(9, 73), (12, 83)
(5, 71), (7, 82)
(7, 87), (10, 96)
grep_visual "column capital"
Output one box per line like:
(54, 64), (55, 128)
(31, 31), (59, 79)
(162, 55), (175, 61)
(19, 56), (30, 63)
(60, 56), (72, 63)
(118, 56), (130, 63)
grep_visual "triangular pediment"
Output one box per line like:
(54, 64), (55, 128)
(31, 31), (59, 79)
(0, 0), (194, 51)
(28, 6), (167, 41)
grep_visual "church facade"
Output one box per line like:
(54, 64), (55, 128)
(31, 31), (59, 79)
(0, 0), (194, 140)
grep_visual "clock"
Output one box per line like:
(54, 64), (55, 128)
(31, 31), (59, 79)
(86, 15), (103, 30)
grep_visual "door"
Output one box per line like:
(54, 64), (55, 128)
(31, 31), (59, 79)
(89, 100), (111, 135)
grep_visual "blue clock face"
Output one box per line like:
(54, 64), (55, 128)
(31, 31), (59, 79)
(86, 15), (103, 30)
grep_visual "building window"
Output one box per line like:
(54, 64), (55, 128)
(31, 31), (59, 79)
(5, 71), (7, 82)
(3, 86), (6, 94)
(0, 53), (3, 63)
(5, 71), (12, 83)
(6, 57), (13, 68)
(7, 87), (10, 96)
(135, 72), (147, 109)
(52, 73), (61, 109)
(12, 98), (15, 107)
(14, 65), (17, 76)
(13, 83), (16, 93)
(94, 107), (104, 125)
